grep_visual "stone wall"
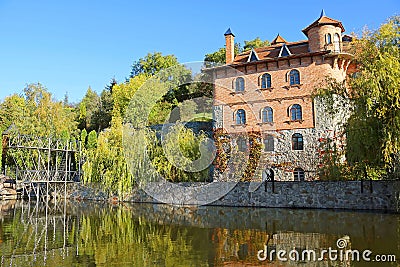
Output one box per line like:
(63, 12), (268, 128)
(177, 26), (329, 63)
(213, 181), (400, 212)
(119, 181), (400, 213)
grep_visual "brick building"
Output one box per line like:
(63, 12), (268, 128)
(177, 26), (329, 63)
(208, 11), (354, 181)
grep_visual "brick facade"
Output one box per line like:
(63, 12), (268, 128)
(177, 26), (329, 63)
(208, 13), (355, 181)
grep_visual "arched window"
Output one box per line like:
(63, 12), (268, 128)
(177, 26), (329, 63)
(262, 107), (273, 123)
(333, 33), (340, 53)
(236, 109), (246, 125)
(237, 136), (247, 152)
(264, 135), (274, 152)
(290, 104), (302, 121)
(261, 73), (271, 88)
(235, 77), (245, 92)
(292, 133), (303, 150)
(325, 33), (332, 44)
(294, 168), (305, 181)
(289, 69), (300, 85)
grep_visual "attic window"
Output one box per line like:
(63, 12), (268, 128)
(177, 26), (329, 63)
(325, 33), (332, 44)
(278, 44), (292, 57)
(247, 49), (259, 62)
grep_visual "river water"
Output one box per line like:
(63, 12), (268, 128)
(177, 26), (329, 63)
(0, 200), (398, 266)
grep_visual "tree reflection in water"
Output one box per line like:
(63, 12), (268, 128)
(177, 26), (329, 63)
(0, 200), (398, 267)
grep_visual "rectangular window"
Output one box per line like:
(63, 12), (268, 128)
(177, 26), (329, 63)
(264, 136), (274, 151)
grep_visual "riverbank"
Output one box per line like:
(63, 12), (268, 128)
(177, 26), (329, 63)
(67, 180), (400, 213)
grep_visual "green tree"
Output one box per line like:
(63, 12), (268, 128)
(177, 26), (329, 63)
(93, 79), (116, 131)
(77, 86), (100, 132)
(130, 52), (181, 77)
(87, 130), (98, 150)
(63, 92), (69, 107)
(130, 52), (192, 105)
(0, 94), (26, 134)
(349, 16), (400, 167)
(15, 83), (77, 138)
(148, 124), (211, 182)
(148, 100), (175, 125)
(81, 129), (88, 148)
(0, 83), (78, 177)
(112, 74), (150, 119)
(243, 37), (270, 51)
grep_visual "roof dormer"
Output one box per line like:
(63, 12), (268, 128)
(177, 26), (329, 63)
(271, 34), (287, 45)
(278, 44), (292, 57)
(247, 48), (260, 62)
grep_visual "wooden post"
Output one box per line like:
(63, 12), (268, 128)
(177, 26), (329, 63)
(64, 141), (68, 203)
(55, 150), (58, 205)
(78, 140), (81, 182)
(1, 134), (8, 175)
(46, 137), (51, 202)
(361, 179), (364, 193)
(271, 170), (275, 194)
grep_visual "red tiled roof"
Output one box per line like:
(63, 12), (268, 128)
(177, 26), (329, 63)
(232, 40), (309, 64)
(302, 16), (345, 36)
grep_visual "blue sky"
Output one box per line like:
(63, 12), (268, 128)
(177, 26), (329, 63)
(0, 0), (398, 103)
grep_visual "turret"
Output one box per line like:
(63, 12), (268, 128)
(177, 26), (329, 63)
(302, 10), (345, 53)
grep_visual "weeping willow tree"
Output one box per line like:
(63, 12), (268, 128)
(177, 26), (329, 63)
(82, 120), (213, 197)
(348, 16), (400, 177)
(82, 115), (136, 196)
(148, 124), (213, 182)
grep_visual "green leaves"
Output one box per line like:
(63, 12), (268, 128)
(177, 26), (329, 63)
(130, 52), (181, 77)
(350, 16), (400, 168)
(77, 86), (101, 132)
(0, 83), (78, 139)
(243, 37), (270, 51)
(87, 130), (98, 150)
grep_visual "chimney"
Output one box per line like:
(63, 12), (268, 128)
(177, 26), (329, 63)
(224, 28), (235, 64)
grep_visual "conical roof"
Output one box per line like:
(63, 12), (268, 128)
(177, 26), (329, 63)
(224, 28), (235, 36)
(302, 10), (345, 36)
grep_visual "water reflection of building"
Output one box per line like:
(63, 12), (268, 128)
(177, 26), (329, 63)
(212, 228), (351, 267)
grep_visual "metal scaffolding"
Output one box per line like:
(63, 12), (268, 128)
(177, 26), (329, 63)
(1, 132), (82, 201)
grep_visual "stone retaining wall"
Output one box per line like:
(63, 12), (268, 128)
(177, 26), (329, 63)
(213, 181), (400, 212)
(68, 180), (400, 212)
